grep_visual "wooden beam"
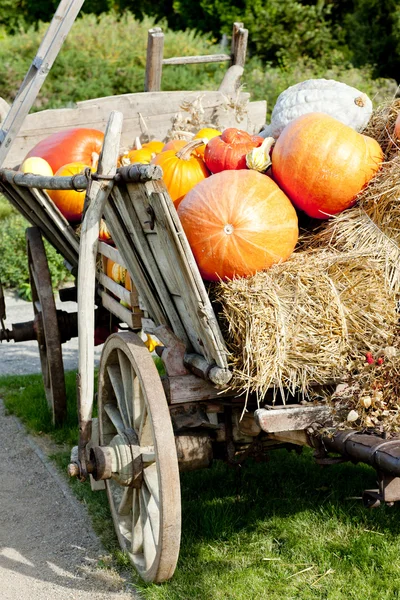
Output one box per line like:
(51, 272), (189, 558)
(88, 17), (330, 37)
(255, 405), (333, 433)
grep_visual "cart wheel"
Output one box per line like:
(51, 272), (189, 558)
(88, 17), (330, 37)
(98, 332), (181, 583)
(26, 227), (66, 425)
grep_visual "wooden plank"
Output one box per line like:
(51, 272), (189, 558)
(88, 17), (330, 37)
(162, 54), (230, 65)
(109, 185), (189, 345)
(163, 374), (232, 404)
(99, 290), (142, 330)
(231, 23), (248, 67)
(254, 405), (333, 433)
(4, 91), (263, 168)
(103, 197), (168, 327)
(145, 181), (229, 369)
(97, 271), (140, 307)
(97, 241), (126, 267)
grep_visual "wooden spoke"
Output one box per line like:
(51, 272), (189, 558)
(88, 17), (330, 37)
(143, 462), (159, 506)
(98, 332), (181, 583)
(132, 488), (144, 555)
(118, 487), (133, 516)
(140, 486), (157, 569)
(107, 363), (130, 429)
(104, 403), (126, 436)
(132, 374), (143, 431)
(117, 349), (133, 426)
(139, 409), (153, 446)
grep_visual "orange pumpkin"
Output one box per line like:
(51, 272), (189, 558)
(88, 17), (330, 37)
(25, 128), (104, 174)
(161, 139), (187, 153)
(177, 170), (298, 281)
(47, 162), (90, 222)
(151, 139), (210, 208)
(125, 147), (154, 164)
(193, 128), (221, 158)
(272, 112), (383, 219)
(106, 259), (127, 285)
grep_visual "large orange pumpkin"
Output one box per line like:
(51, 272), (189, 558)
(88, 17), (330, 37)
(47, 162), (90, 222)
(25, 128), (104, 174)
(151, 139), (210, 208)
(177, 170), (298, 281)
(272, 112), (383, 219)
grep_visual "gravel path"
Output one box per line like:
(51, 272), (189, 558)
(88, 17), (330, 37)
(0, 290), (139, 598)
(0, 289), (103, 376)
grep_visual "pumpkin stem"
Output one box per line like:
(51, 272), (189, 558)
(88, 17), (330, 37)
(91, 151), (99, 170)
(176, 138), (207, 160)
(246, 137), (275, 172)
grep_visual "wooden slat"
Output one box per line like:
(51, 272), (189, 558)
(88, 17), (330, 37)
(163, 374), (232, 404)
(162, 54), (230, 65)
(103, 197), (168, 327)
(145, 28), (164, 92)
(112, 185), (189, 344)
(97, 241), (126, 267)
(99, 290), (142, 330)
(97, 271), (140, 307)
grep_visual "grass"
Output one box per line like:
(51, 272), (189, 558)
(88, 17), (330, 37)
(2, 371), (400, 599)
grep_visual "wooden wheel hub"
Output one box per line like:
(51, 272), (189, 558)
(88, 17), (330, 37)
(90, 432), (147, 488)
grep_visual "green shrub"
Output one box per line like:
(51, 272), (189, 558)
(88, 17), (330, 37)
(0, 212), (71, 297)
(0, 13), (225, 110)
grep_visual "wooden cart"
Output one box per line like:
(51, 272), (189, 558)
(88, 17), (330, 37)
(2, 2), (400, 585)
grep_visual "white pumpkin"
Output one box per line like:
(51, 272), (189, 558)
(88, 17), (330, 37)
(260, 78), (373, 139)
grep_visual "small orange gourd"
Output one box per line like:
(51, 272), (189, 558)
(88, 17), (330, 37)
(151, 139), (210, 208)
(47, 162), (90, 222)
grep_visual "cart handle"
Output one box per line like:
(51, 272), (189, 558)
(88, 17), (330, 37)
(0, 163), (162, 190)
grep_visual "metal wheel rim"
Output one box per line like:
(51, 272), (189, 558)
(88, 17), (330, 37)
(26, 227), (66, 425)
(98, 331), (181, 583)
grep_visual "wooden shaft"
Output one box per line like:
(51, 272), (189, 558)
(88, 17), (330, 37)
(77, 110), (123, 460)
(145, 28), (164, 92)
(0, 163), (162, 190)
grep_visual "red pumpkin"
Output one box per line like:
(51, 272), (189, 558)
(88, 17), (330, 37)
(47, 162), (90, 222)
(204, 128), (264, 173)
(25, 128), (104, 174)
(272, 112), (383, 219)
(151, 139), (210, 208)
(177, 170), (298, 281)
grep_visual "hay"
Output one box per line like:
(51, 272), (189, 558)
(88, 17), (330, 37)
(215, 249), (398, 401)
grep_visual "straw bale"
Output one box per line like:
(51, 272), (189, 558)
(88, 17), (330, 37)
(215, 249), (397, 401)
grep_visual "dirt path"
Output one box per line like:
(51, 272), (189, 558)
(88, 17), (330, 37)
(0, 399), (139, 599)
